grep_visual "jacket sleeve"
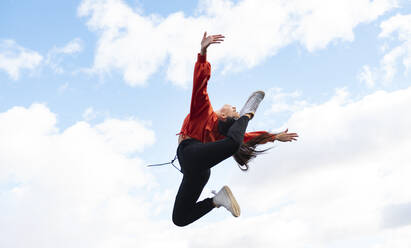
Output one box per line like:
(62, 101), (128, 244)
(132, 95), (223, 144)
(189, 53), (213, 119)
(243, 131), (274, 143)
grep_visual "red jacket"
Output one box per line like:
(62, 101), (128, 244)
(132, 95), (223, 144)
(178, 53), (269, 143)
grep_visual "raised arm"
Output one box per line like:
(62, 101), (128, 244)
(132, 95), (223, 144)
(189, 32), (225, 118)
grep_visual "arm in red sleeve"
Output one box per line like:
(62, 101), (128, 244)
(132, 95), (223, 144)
(189, 53), (213, 119)
(243, 131), (275, 143)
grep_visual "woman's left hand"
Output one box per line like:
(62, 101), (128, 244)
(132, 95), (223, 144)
(274, 129), (298, 142)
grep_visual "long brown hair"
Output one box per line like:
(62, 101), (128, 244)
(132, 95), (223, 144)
(233, 132), (274, 171)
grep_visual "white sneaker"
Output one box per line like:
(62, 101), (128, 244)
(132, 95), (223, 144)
(239, 90), (265, 119)
(212, 185), (241, 217)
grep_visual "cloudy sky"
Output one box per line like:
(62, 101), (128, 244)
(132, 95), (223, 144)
(1, 0), (411, 247)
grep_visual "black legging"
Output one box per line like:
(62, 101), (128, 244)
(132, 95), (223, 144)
(172, 116), (250, 227)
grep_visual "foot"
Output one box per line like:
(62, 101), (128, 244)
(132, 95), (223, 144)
(212, 185), (241, 217)
(239, 91), (265, 119)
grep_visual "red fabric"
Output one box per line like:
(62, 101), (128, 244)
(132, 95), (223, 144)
(178, 53), (271, 144)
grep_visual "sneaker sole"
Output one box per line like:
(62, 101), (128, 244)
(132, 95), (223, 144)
(223, 185), (241, 217)
(239, 90), (265, 117)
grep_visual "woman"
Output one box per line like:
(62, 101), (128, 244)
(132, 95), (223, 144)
(173, 32), (298, 227)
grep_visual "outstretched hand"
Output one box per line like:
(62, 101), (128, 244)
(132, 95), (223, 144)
(275, 129), (298, 142)
(201, 32), (225, 55)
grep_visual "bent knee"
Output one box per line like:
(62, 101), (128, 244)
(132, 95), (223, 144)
(172, 208), (190, 227)
(172, 215), (189, 227)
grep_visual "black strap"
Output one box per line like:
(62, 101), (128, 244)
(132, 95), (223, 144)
(146, 154), (182, 173)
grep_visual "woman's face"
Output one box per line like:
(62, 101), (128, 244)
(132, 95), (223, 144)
(218, 104), (240, 119)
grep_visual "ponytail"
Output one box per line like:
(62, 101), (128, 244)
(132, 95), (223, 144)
(233, 132), (274, 171)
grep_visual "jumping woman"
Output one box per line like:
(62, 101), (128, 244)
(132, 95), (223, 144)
(172, 32), (298, 227)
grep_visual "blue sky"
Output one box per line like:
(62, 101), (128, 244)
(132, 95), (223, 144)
(1, 0), (411, 247)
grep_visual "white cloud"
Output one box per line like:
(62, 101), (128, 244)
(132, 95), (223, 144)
(374, 227), (411, 248)
(383, 202), (411, 228)
(265, 87), (309, 114)
(46, 38), (84, 73)
(82, 106), (96, 121)
(95, 118), (155, 154)
(0, 38), (84, 79)
(55, 38), (83, 54)
(357, 14), (411, 87)
(359, 65), (376, 87)
(378, 14), (411, 83)
(0, 103), (167, 248)
(78, 0), (397, 87)
(283, 0), (398, 51)
(0, 40), (43, 80)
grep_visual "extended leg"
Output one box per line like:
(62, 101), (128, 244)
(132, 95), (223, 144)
(172, 170), (214, 227)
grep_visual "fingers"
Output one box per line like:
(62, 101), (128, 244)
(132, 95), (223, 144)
(287, 133), (298, 141)
(212, 34), (225, 38)
(278, 132), (299, 142)
(211, 35), (225, 42)
(206, 35), (225, 46)
(288, 134), (298, 142)
(208, 34), (225, 41)
(202, 34), (225, 48)
(212, 38), (224, 42)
